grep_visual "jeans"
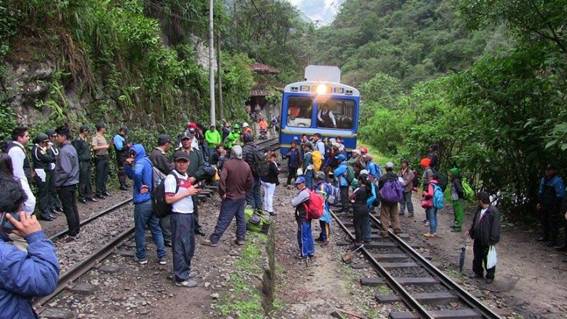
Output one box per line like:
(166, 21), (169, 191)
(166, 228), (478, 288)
(261, 181), (276, 213)
(95, 155), (109, 195)
(473, 240), (495, 279)
(78, 160), (93, 200)
(427, 207), (438, 234)
(287, 167), (298, 185)
(400, 191), (414, 215)
(297, 219), (314, 257)
(134, 200), (166, 260)
(304, 170), (313, 189)
(171, 213), (195, 282)
(319, 220), (330, 242)
(246, 176), (262, 210)
(209, 198), (246, 244)
(57, 185), (80, 236)
(160, 215), (172, 244)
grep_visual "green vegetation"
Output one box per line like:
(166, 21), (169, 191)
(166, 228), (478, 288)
(320, 0), (567, 220)
(216, 233), (267, 319)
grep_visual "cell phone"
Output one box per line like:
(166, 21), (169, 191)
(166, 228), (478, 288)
(0, 212), (20, 233)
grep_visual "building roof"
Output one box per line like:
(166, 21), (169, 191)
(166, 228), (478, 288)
(250, 63), (280, 74)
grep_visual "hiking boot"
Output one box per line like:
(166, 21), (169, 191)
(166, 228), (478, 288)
(175, 280), (198, 288)
(201, 239), (218, 247)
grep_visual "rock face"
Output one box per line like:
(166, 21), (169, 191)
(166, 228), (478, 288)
(3, 61), (56, 126)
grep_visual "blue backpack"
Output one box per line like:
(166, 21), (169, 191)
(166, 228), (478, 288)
(379, 178), (404, 204)
(433, 184), (444, 209)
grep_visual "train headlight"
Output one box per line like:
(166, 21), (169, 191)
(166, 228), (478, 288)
(316, 84), (327, 95)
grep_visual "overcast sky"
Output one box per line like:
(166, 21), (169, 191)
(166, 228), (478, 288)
(287, 0), (344, 25)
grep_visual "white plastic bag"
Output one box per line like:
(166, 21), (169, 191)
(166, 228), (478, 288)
(486, 245), (497, 269)
(296, 167), (304, 176)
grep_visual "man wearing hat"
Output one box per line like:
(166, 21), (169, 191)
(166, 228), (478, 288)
(113, 126), (131, 191)
(179, 131), (207, 236)
(291, 176), (315, 259)
(92, 122), (111, 199)
(151, 134), (174, 246)
(164, 150), (201, 286)
(73, 125), (97, 204)
(205, 125), (221, 161)
(31, 133), (55, 221)
(46, 128), (62, 214)
(203, 145), (253, 247)
(378, 162), (402, 236)
(537, 164), (566, 248)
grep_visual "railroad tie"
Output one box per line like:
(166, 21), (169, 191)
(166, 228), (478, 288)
(360, 277), (438, 286)
(376, 292), (458, 305)
(388, 309), (482, 319)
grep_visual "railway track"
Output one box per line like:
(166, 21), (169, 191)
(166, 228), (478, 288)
(35, 138), (280, 314)
(332, 210), (502, 319)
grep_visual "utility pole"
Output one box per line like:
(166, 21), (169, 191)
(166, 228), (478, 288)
(208, 0), (216, 126)
(217, 32), (224, 120)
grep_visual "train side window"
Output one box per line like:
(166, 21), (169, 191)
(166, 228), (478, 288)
(317, 99), (354, 129)
(286, 96), (313, 128)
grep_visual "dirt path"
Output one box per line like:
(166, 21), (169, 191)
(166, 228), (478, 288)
(399, 194), (567, 318)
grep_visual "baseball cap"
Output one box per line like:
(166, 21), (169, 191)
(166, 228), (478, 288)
(173, 150), (190, 161)
(385, 162), (394, 169)
(35, 133), (49, 144)
(242, 122), (249, 128)
(294, 176), (306, 185)
(181, 131), (193, 140)
(359, 169), (369, 176)
(315, 171), (326, 180)
(157, 134), (171, 146)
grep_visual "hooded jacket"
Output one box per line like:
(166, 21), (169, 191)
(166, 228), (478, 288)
(205, 129), (221, 147)
(0, 231), (59, 319)
(124, 144), (153, 204)
(333, 160), (350, 187)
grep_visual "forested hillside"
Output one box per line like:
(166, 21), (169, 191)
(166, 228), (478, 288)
(0, 0), (310, 142)
(312, 0), (567, 218)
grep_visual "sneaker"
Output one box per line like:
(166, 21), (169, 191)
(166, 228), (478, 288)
(423, 233), (433, 238)
(234, 239), (245, 246)
(86, 197), (98, 202)
(202, 239), (218, 247)
(175, 280), (198, 288)
(135, 258), (148, 265)
(78, 198), (87, 204)
(158, 258), (167, 265)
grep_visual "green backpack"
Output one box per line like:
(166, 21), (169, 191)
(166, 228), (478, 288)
(244, 206), (271, 234)
(346, 165), (355, 185)
(462, 179), (475, 201)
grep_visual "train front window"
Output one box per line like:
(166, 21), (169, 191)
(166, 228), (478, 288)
(317, 99), (355, 129)
(286, 96), (313, 128)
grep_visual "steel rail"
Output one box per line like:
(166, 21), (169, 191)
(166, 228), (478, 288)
(368, 214), (502, 319)
(331, 210), (434, 319)
(35, 226), (135, 312)
(49, 198), (133, 242)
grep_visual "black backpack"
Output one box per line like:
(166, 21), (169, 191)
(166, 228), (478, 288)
(253, 150), (270, 177)
(152, 172), (179, 218)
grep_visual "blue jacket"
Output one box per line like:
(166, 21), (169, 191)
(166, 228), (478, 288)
(0, 231), (59, 319)
(113, 134), (126, 151)
(367, 161), (382, 180)
(367, 183), (377, 209)
(124, 144), (153, 204)
(287, 148), (301, 168)
(334, 161), (349, 187)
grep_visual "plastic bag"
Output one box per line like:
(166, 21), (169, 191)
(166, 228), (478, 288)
(487, 245), (497, 269)
(296, 167), (304, 176)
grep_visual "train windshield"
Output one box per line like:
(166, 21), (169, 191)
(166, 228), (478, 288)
(317, 98), (355, 130)
(286, 96), (313, 128)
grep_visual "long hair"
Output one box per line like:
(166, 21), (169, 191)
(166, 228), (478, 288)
(0, 154), (14, 178)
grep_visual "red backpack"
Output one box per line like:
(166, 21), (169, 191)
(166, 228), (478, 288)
(304, 190), (324, 220)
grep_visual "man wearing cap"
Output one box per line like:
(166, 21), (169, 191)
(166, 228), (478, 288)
(164, 151), (201, 286)
(205, 125), (221, 161)
(150, 134), (175, 246)
(125, 144), (166, 265)
(203, 145), (253, 247)
(54, 126), (81, 239)
(92, 122), (110, 199)
(224, 124), (241, 150)
(46, 129), (62, 214)
(291, 176), (315, 259)
(113, 126), (131, 191)
(313, 133), (326, 159)
(32, 133), (55, 221)
(333, 153), (351, 212)
(179, 131), (207, 236)
(73, 125), (97, 204)
(243, 133), (263, 210)
(378, 162), (402, 236)
(537, 164), (566, 248)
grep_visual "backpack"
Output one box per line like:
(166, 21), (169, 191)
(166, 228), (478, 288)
(244, 206), (271, 234)
(433, 184), (444, 209)
(379, 178), (404, 203)
(345, 165), (355, 185)
(253, 150), (270, 177)
(462, 179), (475, 201)
(312, 150), (323, 172)
(152, 173), (179, 218)
(304, 190), (324, 219)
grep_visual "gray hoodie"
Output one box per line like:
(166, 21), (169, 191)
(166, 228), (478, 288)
(55, 142), (79, 187)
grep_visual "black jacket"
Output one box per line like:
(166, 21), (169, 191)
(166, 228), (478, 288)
(150, 148), (174, 175)
(31, 144), (53, 170)
(242, 142), (259, 177)
(72, 137), (91, 162)
(468, 206), (501, 246)
(261, 161), (279, 185)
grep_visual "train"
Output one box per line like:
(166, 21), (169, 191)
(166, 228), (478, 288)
(278, 65), (360, 156)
